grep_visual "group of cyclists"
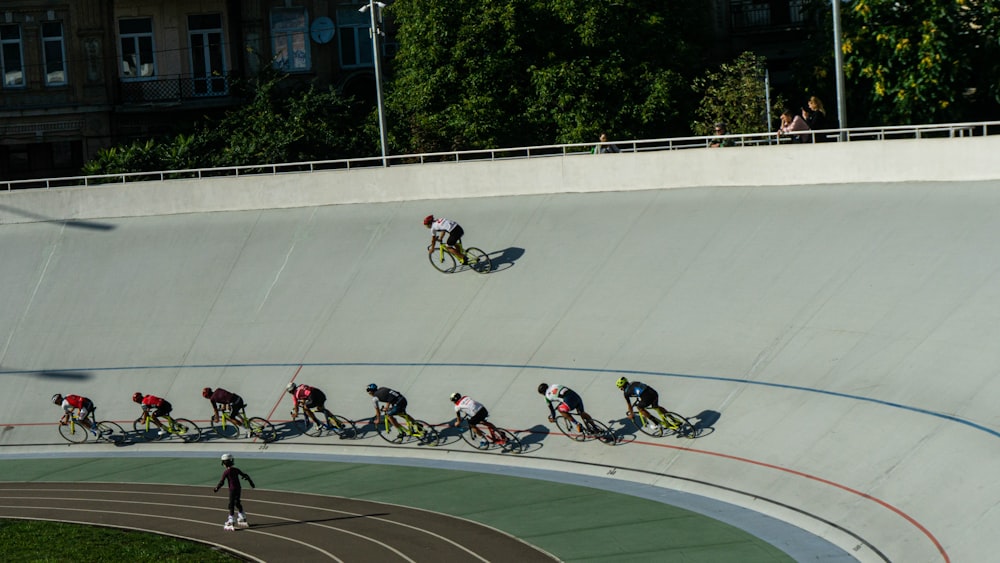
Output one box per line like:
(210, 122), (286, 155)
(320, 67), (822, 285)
(52, 373), (680, 444)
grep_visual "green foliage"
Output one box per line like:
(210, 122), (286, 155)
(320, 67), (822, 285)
(82, 71), (373, 175)
(386, 0), (712, 152)
(842, 0), (1000, 124)
(691, 52), (783, 135)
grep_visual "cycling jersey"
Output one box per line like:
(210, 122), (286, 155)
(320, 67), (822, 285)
(454, 396), (485, 418)
(210, 388), (240, 405)
(371, 387), (403, 405)
(542, 384), (583, 416)
(430, 218), (458, 235)
(623, 381), (648, 398)
(62, 395), (94, 417)
(141, 395), (166, 409)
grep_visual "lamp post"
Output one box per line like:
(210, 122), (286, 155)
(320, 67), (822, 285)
(832, 0), (848, 137)
(360, 0), (389, 166)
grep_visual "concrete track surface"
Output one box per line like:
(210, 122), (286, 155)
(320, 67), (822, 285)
(3, 181), (1000, 562)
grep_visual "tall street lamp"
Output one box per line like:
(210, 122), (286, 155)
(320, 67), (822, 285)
(359, 0), (389, 166)
(832, 0), (848, 137)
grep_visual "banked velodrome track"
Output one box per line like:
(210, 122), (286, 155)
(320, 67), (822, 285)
(2, 178), (1000, 561)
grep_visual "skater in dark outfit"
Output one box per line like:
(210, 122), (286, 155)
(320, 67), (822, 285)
(213, 453), (255, 529)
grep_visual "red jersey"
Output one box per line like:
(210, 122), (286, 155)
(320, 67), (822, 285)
(141, 395), (166, 408)
(65, 395), (89, 409)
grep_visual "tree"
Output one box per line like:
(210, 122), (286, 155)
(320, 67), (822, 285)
(691, 52), (784, 135)
(385, 0), (712, 153)
(840, 0), (1000, 125)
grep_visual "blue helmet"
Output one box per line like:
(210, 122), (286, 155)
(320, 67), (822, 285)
(366, 383), (378, 393)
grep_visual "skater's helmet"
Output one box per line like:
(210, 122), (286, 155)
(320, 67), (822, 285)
(449, 392), (461, 403)
(202, 387), (212, 399)
(221, 453), (234, 466)
(51, 393), (63, 405)
(615, 377), (629, 390)
(366, 383), (378, 393)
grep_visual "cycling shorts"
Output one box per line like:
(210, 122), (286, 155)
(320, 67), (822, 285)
(557, 390), (583, 413)
(77, 399), (94, 419)
(151, 401), (172, 417)
(446, 225), (464, 247)
(304, 390), (326, 410)
(385, 397), (408, 416)
(229, 396), (246, 414)
(634, 388), (659, 409)
(467, 407), (489, 426)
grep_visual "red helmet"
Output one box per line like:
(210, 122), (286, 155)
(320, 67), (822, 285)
(132, 392), (143, 403)
(423, 215), (434, 226)
(202, 387), (212, 399)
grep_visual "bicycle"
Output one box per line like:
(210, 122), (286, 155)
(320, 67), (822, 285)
(456, 415), (522, 454)
(58, 412), (126, 445)
(628, 406), (696, 439)
(375, 412), (440, 446)
(133, 412), (202, 442)
(428, 241), (492, 274)
(211, 406), (278, 443)
(552, 412), (617, 445)
(291, 407), (357, 439)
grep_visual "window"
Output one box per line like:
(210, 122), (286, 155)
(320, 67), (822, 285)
(42, 22), (67, 86)
(0, 24), (24, 88)
(119, 18), (156, 79)
(188, 14), (227, 95)
(270, 8), (310, 72)
(337, 7), (372, 68)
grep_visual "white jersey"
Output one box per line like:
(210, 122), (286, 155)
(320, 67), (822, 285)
(543, 384), (567, 405)
(454, 396), (484, 418)
(431, 217), (458, 235)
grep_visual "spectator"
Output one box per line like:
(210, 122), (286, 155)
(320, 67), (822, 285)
(709, 122), (735, 148)
(592, 132), (620, 154)
(777, 110), (811, 143)
(802, 96), (828, 140)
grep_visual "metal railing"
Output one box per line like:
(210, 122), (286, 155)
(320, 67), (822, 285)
(2, 121), (998, 192)
(119, 74), (230, 104)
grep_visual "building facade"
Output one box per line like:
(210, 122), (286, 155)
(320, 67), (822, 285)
(0, 0), (385, 181)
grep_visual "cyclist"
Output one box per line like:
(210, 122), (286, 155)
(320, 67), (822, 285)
(213, 453), (255, 530)
(132, 392), (173, 436)
(424, 214), (466, 264)
(286, 382), (337, 430)
(366, 383), (417, 436)
(52, 393), (97, 436)
(203, 387), (246, 430)
(449, 392), (498, 447)
(538, 383), (596, 434)
(615, 377), (675, 431)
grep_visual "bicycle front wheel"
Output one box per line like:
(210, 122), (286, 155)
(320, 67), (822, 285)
(631, 412), (664, 438)
(464, 247), (492, 273)
(212, 418), (241, 440)
(171, 418), (202, 443)
(663, 411), (697, 439)
(553, 416), (586, 442)
(247, 417), (277, 443)
(293, 414), (325, 438)
(495, 428), (523, 454)
(429, 247), (456, 273)
(376, 418), (406, 444)
(96, 421), (127, 445)
(58, 422), (88, 443)
(132, 419), (162, 441)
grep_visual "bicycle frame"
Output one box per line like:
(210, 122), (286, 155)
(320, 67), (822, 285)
(380, 411), (419, 436)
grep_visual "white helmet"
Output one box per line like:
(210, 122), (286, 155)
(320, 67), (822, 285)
(221, 453), (234, 465)
(285, 382), (297, 393)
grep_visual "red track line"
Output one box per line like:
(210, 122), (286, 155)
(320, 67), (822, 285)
(265, 364), (302, 422)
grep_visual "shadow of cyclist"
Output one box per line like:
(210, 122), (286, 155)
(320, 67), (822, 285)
(486, 247), (524, 273)
(688, 410), (719, 438)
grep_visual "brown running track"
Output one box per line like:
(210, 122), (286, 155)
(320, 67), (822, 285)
(0, 482), (557, 562)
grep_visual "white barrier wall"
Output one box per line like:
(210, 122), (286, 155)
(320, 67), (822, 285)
(2, 135), (999, 224)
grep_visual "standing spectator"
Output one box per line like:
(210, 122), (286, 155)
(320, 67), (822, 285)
(592, 132), (620, 154)
(802, 96), (828, 139)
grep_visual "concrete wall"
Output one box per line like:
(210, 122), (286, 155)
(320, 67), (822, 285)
(2, 135), (999, 224)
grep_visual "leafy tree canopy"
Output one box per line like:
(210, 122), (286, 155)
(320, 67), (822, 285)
(386, 0), (713, 153)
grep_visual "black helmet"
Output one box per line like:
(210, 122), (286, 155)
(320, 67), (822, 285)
(51, 394), (63, 405)
(449, 392), (461, 402)
(537, 383), (548, 395)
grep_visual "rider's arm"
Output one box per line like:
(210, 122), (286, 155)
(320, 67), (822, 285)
(241, 471), (256, 489)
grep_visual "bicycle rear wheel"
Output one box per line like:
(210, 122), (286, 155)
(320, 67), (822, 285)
(212, 418), (240, 440)
(413, 419), (440, 446)
(247, 417), (277, 443)
(96, 421), (127, 445)
(663, 411), (697, 439)
(429, 247), (457, 273)
(495, 428), (523, 454)
(631, 412), (664, 438)
(326, 414), (358, 440)
(132, 419), (162, 441)
(464, 247), (492, 273)
(171, 418), (202, 443)
(58, 422), (88, 443)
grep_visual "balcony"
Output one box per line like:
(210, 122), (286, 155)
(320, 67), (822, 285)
(731, 0), (808, 31)
(118, 74), (231, 105)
